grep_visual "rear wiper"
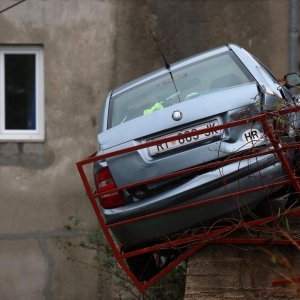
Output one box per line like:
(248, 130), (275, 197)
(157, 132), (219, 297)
(143, 92), (181, 116)
(120, 115), (127, 124)
(161, 91), (181, 105)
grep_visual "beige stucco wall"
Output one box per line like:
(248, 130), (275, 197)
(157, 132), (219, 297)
(0, 0), (297, 299)
(0, 0), (116, 299)
(112, 0), (289, 86)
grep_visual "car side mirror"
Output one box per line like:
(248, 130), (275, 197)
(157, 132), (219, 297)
(284, 72), (300, 88)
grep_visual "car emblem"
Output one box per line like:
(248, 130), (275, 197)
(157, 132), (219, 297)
(172, 110), (182, 121)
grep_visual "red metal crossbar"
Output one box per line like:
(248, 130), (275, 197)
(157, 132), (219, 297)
(76, 105), (300, 292)
(272, 277), (300, 286)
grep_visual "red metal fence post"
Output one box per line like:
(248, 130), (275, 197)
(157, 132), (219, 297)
(76, 106), (300, 291)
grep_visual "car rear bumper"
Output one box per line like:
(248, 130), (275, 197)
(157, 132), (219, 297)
(104, 154), (284, 248)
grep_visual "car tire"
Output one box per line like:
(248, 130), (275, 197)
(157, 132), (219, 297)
(126, 252), (159, 282)
(253, 188), (288, 218)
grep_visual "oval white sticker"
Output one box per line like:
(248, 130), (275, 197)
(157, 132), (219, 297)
(242, 129), (262, 143)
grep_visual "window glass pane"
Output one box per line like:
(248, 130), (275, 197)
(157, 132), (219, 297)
(109, 52), (254, 128)
(5, 54), (36, 130)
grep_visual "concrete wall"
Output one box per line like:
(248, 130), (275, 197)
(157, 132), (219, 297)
(184, 244), (300, 299)
(0, 1), (115, 299)
(112, 0), (289, 86)
(0, 0), (297, 299)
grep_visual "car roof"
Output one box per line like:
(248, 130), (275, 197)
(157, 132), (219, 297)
(111, 44), (233, 97)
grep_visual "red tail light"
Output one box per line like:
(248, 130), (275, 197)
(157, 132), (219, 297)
(95, 167), (125, 208)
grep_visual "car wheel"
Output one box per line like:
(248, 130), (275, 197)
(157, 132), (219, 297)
(252, 188), (288, 218)
(126, 252), (159, 282)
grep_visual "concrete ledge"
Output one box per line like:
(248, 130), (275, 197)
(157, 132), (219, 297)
(185, 243), (300, 299)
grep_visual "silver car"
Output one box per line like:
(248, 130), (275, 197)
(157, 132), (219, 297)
(94, 44), (299, 279)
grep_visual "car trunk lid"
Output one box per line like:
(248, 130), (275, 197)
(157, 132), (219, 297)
(99, 83), (258, 150)
(98, 82), (259, 187)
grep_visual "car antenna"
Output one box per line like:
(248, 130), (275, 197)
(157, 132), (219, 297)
(150, 31), (181, 103)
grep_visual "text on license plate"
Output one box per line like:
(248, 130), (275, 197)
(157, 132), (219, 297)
(148, 120), (222, 156)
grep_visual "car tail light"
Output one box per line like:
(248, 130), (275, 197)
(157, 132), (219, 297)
(95, 167), (125, 208)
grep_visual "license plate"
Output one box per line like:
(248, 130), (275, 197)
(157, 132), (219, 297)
(148, 120), (222, 156)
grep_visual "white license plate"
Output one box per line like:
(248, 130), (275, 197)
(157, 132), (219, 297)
(148, 120), (222, 156)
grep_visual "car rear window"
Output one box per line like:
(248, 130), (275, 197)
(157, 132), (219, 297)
(108, 51), (254, 128)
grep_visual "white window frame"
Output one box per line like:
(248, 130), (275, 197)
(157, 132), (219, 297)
(0, 46), (44, 142)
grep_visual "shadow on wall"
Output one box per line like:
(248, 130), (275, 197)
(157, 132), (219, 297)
(112, 0), (276, 88)
(0, 143), (54, 168)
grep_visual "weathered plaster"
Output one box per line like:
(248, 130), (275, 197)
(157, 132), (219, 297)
(0, 0), (296, 299)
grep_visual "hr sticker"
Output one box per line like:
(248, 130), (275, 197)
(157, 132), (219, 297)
(242, 129), (262, 143)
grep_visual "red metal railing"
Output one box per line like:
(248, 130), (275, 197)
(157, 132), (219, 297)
(77, 105), (300, 292)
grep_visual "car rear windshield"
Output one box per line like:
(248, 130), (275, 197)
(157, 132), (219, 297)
(108, 51), (254, 128)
